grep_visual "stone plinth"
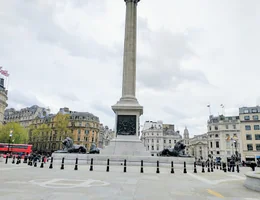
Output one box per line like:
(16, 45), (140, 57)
(244, 171), (260, 192)
(51, 153), (195, 166)
(101, 135), (150, 156)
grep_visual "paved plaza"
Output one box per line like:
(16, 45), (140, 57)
(0, 161), (259, 200)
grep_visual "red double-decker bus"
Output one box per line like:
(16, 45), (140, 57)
(0, 143), (33, 158)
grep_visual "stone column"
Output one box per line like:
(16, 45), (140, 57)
(121, 0), (140, 100)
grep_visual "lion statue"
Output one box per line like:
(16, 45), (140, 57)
(158, 141), (187, 157)
(55, 137), (87, 154)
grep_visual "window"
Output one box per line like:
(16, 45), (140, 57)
(169, 140), (171, 144)
(174, 140), (176, 144)
(252, 109), (257, 113)
(78, 129), (81, 134)
(164, 140), (166, 143)
(245, 125), (251, 130)
(253, 115), (259, 120)
(226, 125), (229, 129)
(152, 146), (154, 150)
(210, 142), (213, 148)
(79, 122), (82, 126)
(233, 125), (236, 129)
(77, 137), (80, 141)
(246, 134), (252, 140)
(147, 146), (149, 150)
(152, 139), (154, 143)
(157, 139), (159, 143)
(147, 139), (149, 143)
(244, 116), (250, 120)
(256, 144), (260, 151)
(92, 137), (94, 142)
(209, 126), (211, 131)
(85, 130), (89, 134)
(216, 141), (220, 148)
(215, 126), (218, 130)
(255, 134), (260, 140)
(157, 146), (159, 150)
(217, 151), (220, 154)
(247, 144), (253, 151)
(244, 109), (249, 113)
(254, 125), (260, 130)
(215, 134), (219, 138)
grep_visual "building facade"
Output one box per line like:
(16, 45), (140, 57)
(207, 115), (241, 162)
(239, 106), (260, 162)
(141, 121), (182, 156)
(0, 78), (8, 124)
(4, 105), (50, 127)
(187, 133), (208, 161)
(28, 107), (100, 153)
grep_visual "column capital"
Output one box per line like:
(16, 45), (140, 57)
(124, 0), (140, 4)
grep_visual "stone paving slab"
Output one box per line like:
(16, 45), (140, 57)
(1, 162), (260, 200)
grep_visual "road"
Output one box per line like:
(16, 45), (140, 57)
(0, 160), (259, 200)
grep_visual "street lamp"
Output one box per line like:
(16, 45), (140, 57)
(7, 129), (13, 154)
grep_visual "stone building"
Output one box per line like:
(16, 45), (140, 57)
(0, 78), (8, 124)
(239, 106), (260, 162)
(98, 124), (115, 149)
(141, 121), (182, 156)
(187, 133), (208, 161)
(207, 115), (241, 163)
(28, 107), (100, 153)
(4, 105), (50, 127)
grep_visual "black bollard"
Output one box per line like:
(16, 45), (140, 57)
(140, 160), (144, 173)
(90, 158), (93, 171)
(49, 157), (53, 169)
(123, 159), (127, 173)
(12, 156), (15, 164)
(40, 157), (44, 168)
(216, 163), (219, 170)
(211, 162), (213, 172)
(156, 160), (160, 174)
(232, 164), (235, 172)
(236, 164), (240, 173)
(207, 162), (210, 173)
(183, 162), (187, 174)
(106, 159), (109, 172)
(74, 158), (78, 171)
(202, 162), (205, 173)
(16, 157), (19, 165)
(60, 157), (64, 170)
(194, 162), (197, 173)
(228, 163), (231, 172)
(34, 160), (37, 167)
(214, 162), (215, 169)
(171, 161), (174, 174)
(223, 163), (227, 172)
(5, 156), (8, 164)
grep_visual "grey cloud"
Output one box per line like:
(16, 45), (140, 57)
(91, 102), (114, 117)
(7, 90), (45, 109)
(162, 106), (188, 120)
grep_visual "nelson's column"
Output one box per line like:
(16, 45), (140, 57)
(102, 0), (149, 156)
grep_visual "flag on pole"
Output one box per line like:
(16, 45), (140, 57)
(0, 66), (9, 77)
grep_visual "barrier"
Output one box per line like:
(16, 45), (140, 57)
(106, 159), (109, 172)
(123, 159), (127, 173)
(171, 161), (174, 174)
(74, 158), (78, 171)
(193, 162), (197, 173)
(40, 157), (44, 168)
(49, 157), (53, 169)
(140, 160), (144, 173)
(183, 162), (187, 174)
(5, 157), (8, 164)
(202, 162), (205, 173)
(60, 157), (64, 170)
(90, 158), (93, 171)
(156, 161), (160, 174)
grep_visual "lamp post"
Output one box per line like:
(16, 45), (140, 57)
(7, 129), (13, 154)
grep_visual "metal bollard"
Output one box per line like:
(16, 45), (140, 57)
(223, 163), (227, 172)
(106, 159), (109, 172)
(202, 162), (205, 173)
(232, 164), (235, 172)
(194, 162), (197, 173)
(40, 157), (44, 168)
(211, 162), (213, 172)
(216, 163), (219, 170)
(90, 158), (93, 171)
(183, 161), (187, 174)
(123, 159), (127, 173)
(5, 156), (8, 164)
(207, 162), (210, 173)
(74, 158), (78, 171)
(60, 157), (64, 170)
(12, 156), (15, 164)
(140, 160), (144, 173)
(49, 157), (53, 169)
(171, 161), (174, 174)
(214, 162), (215, 169)
(236, 164), (240, 173)
(16, 157), (19, 165)
(156, 160), (160, 174)
(34, 160), (37, 167)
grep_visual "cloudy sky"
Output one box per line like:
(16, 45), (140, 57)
(1, 0), (260, 136)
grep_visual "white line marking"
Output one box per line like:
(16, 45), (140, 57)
(0, 166), (31, 171)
